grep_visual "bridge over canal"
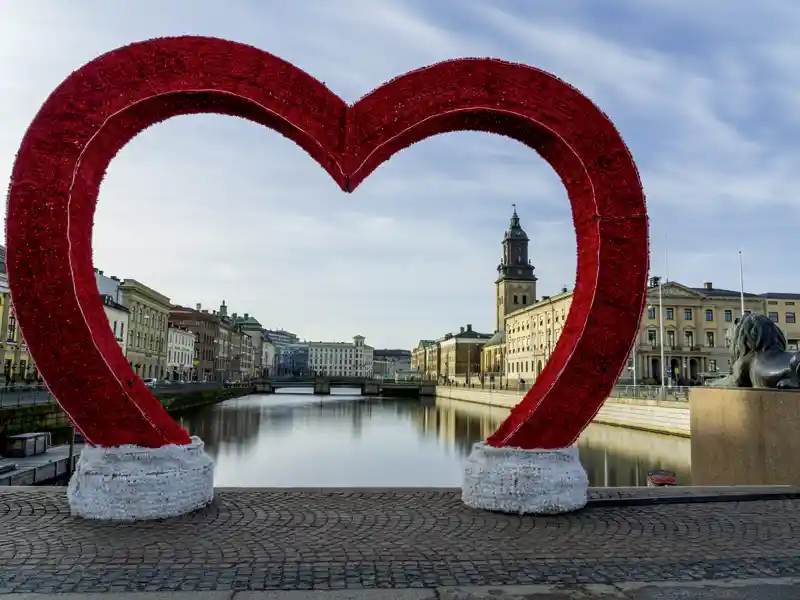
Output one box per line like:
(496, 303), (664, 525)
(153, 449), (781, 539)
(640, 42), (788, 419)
(253, 376), (435, 397)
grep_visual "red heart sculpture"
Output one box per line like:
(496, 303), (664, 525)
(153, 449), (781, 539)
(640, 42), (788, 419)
(5, 37), (648, 450)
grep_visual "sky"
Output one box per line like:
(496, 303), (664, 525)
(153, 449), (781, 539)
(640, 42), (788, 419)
(1, 1), (798, 349)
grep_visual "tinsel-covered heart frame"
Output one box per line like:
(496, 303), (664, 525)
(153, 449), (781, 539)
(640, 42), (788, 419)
(5, 36), (648, 449)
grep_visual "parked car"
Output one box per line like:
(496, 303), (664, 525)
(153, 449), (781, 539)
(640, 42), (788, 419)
(142, 378), (158, 387)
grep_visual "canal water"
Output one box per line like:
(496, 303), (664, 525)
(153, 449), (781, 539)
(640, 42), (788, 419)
(178, 389), (691, 487)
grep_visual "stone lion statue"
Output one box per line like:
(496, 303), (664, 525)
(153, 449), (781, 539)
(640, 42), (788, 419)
(711, 313), (800, 389)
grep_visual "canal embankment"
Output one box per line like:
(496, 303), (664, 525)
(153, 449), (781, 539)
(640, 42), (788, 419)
(434, 386), (691, 437)
(0, 385), (255, 485)
(0, 384), (255, 439)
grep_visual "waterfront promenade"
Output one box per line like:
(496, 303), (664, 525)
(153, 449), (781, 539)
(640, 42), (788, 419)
(2, 486), (800, 595)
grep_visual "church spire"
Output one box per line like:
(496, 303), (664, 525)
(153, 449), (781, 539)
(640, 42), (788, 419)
(509, 203), (520, 228)
(497, 205), (536, 283)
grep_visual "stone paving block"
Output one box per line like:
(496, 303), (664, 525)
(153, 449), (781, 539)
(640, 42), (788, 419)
(234, 590), (435, 599)
(618, 577), (800, 599)
(438, 583), (627, 598)
(4, 594), (235, 600)
(2, 489), (800, 593)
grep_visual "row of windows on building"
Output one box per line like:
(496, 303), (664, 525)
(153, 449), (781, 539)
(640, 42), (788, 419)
(506, 357), (722, 375)
(111, 320), (125, 340)
(130, 330), (164, 352)
(132, 304), (167, 329)
(646, 306), (797, 324)
(646, 329), (717, 347)
(310, 359), (363, 366)
(509, 310), (568, 334)
(168, 349), (192, 365)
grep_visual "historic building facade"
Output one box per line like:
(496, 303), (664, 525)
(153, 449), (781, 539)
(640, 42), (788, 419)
(120, 279), (171, 380)
(477, 209), (800, 386)
(0, 247), (34, 382)
(101, 294), (130, 356)
(308, 335), (374, 377)
(166, 325), (196, 381)
(412, 325), (492, 383)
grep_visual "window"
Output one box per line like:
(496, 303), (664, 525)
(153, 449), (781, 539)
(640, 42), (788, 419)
(666, 308), (674, 320)
(647, 329), (657, 345)
(788, 312), (797, 324)
(684, 331), (694, 347)
(667, 331), (676, 347)
(709, 359), (717, 372)
(647, 306), (656, 320)
(6, 315), (15, 343)
(705, 309), (714, 322)
(769, 312), (779, 322)
(120, 322), (124, 338)
(768, 300), (778, 305)
(706, 331), (715, 347)
(513, 295), (518, 304)
(684, 309), (693, 320)
(522, 295), (527, 304)
(724, 310), (733, 322)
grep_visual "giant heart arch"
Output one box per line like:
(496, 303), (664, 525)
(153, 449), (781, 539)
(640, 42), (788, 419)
(5, 36), (648, 450)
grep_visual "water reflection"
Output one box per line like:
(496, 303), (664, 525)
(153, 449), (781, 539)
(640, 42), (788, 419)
(179, 390), (691, 487)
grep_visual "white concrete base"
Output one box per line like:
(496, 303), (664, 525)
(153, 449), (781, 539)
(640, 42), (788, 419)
(461, 442), (589, 515)
(67, 436), (214, 521)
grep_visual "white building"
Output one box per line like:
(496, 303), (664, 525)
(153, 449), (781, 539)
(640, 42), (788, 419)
(101, 295), (130, 356)
(308, 335), (373, 377)
(94, 269), (130, 356)
(167, 325), (196, 381)
(262, 337), (276, 376)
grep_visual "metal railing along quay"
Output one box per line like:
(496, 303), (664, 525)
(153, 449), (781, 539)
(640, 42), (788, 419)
(437, 378), (692, 403)
(0, 386), (57, 408)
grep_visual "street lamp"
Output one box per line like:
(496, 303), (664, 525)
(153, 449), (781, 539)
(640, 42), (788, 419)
(648, 275), (667, 398)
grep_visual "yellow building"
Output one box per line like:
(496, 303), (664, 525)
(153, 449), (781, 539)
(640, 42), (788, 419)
(480, 210), (800, 386)
(412, 325), (492, 382)
(120, 279), (171, 381)
(0, 246), (35, 383)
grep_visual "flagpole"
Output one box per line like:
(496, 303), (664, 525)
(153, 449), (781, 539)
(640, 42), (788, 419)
(738, 250), (745, 317)
(659, 275), (666, 399)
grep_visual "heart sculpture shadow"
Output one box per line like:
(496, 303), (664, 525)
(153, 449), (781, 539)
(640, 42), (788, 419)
(5, 36), (648, 451)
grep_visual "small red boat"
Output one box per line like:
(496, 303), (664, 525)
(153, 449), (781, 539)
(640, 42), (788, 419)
(646, 469), (677, 487)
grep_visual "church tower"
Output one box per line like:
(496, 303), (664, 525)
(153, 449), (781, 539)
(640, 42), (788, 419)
(495, 205), (537, 331)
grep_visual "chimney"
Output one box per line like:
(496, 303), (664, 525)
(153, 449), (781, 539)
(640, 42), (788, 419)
(460, 326), (465, 333)
(98, 270), (104, 276)
(244, 313), (249, 319)
(703, 281), (713, 290)
(196, 303), (202, 311)
(467, 324), (473, 331)
(562, 286), (568, 293)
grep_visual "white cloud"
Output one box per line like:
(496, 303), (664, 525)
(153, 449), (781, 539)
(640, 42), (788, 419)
(0, 0), (798, 348)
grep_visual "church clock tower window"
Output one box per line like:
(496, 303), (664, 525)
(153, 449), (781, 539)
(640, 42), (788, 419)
(495, 205), (538, 332)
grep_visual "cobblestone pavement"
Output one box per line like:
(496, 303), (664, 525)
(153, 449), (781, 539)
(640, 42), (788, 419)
(1, 488), (800, 594)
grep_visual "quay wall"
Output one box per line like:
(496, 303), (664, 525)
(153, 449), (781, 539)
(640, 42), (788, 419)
(434, 386), (691, 437)
(0, 386), (256, 439)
